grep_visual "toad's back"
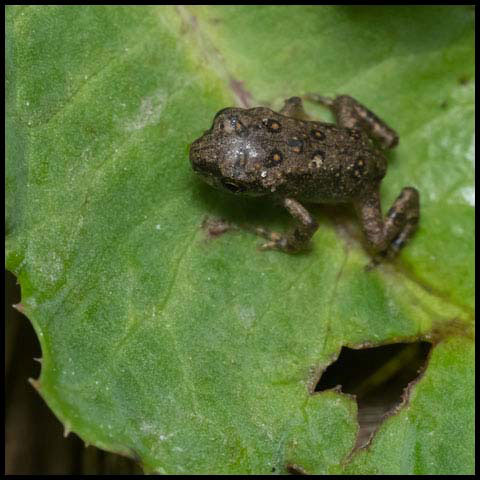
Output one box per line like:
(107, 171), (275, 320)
(190, 106), (388, 203)
(248, 109), (388, 202)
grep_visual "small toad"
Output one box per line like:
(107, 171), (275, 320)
(189, 94), (419, 257)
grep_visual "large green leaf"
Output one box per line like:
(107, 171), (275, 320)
(6, 5), (474, 474)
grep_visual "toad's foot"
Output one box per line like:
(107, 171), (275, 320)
(355, 186), (420, 260)
(255, 227), (299, 253)
(254, 198), (319, 253)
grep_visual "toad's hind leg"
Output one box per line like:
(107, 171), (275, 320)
(354, 187), (420, 258)
(305, 94), (399, 149)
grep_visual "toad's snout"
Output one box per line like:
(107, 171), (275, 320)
(189, 138), (205, 173)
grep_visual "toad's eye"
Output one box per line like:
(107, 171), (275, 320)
(222, 180), (246, 193)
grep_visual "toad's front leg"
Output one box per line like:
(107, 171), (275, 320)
(256, 198), (319, 253)
(354, 186), (420, 258)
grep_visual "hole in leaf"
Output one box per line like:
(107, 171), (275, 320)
(315, 341), (432, 450)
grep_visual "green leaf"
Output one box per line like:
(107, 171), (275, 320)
(6, 5), (474, 474)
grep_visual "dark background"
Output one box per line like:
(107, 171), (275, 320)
(5, 270), (142, 475)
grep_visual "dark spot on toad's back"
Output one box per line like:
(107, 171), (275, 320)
(287, 137), (304, 153)
(264, 118), (282, 133)
(266, 149), (283, 167)
(311, 128), (326, 141)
